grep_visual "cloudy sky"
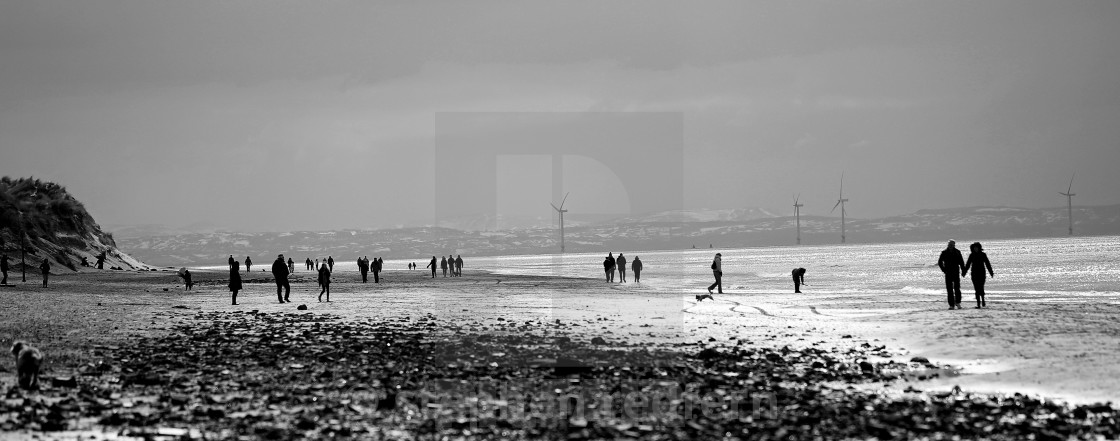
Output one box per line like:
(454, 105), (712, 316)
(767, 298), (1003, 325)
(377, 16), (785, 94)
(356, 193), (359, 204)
(2, 1), (1118, 231)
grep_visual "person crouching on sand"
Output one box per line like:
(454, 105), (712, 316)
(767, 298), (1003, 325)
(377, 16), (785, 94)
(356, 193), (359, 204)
(229, 261), (243, 305)
(699, 253), (721, 301)
(318, 262), (331, 302)
(963, 242), (994, 309)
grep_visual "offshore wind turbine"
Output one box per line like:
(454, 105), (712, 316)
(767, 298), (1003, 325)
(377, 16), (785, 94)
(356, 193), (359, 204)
(550, 192), (569, 253)
(830, 174), (849, 243)
(793, 193), (803, 245)
(1059, 173), (1075, 236)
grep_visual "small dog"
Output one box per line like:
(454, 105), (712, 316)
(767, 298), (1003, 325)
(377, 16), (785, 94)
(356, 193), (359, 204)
(11, 341), (43, 390)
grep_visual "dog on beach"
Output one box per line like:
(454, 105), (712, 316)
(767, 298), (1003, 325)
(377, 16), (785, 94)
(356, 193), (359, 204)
(11, 341), (43, 390)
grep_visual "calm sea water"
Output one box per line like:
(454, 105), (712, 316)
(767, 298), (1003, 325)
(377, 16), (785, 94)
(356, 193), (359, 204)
(468, 236), (1120, 302)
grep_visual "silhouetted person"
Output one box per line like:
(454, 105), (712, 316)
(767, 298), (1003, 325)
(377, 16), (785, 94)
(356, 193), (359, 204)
(632, 256), (642, 283)
(938, 240), (965, 310)
(182, 269), (193, 291)
(39, 259), (50, 287)
(327, 256), (334, 272)
(315, 259), (320, 270)
(616, 253), (627, 283)
(603, 254), (613, 282)
(272, 254), (291, 303)
(440, 256), (448, 277)
(245, 256), (253, 273)
(792, 268), (806, 293)
(228, 255), (235, 271)
(96, 251), (106, 270)
(229, 261), (243, 305)
(374, 257), (383, 283)
(80, 256), (90, 267)
(318, 263), (331, 302)
(306, 258), (312, 271)
(287, 258), (294, 273)
(963, 242), (994, 309)
(1, 254), (9, 285)
(701, 253), (722, 301)
(455, 255), (463, 277)
(427, 256), (437, 278)
(358, 257), (369, 283)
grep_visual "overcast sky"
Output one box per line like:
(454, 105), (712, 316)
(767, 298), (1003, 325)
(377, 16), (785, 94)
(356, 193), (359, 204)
(2, 1), (1118, 231)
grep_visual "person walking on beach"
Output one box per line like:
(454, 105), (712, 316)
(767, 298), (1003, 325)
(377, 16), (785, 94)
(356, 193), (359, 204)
(1, 254), (9, 285)
(963, 242), (994, 309)
(792, 268), (806, 293)
(229, 261), (243, 305)
(938, 240), (966, 310)
(632, 256), (642, 283)
(315, 259), (320, 270)
(327, 256), (334, 272)
(603, 254), (614, 282)
(701, 253), (722, 301)
(228, 255), (235, 271)
(373, 257), (382, 283)
(272, 254), (291, 303)
(455, 255), (463, 277)
(358, 257), (369, 283)
(287, 257), (294, 273)
(245, 256), (253, 273)
(96, 251), (106, 270)
(427, 256), (437, 278)
(182, 269), (193, 291)
(306, 258), (312, 271)
(440, 256), (448, 277)
(317, 262), (332, 302)
(39, 259), (50, 287)
(616, 253), (627, 283)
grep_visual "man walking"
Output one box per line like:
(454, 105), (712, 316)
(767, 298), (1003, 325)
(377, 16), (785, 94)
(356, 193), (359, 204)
(245, 256), (253, 273)
(96, 251), (106, 270)
(306, 258), (312, 271)
(937, 240), (965, 309)
(358, 256), (369, 283)
(287, 257), (294, 273)
(228, 255), (235, 271)
(39, 259), (50, 287)
(272, 254), (291, 303)
(616, 253), (627, 283)
(327, 256), (334, 272)
(373, 257), (382, 283)
(792, 268), (806, 293)
(632, 256), (642, 283)
(701, 253), (722, 301)
(455, 255), (463, 277)
(426, 256), (437, 278)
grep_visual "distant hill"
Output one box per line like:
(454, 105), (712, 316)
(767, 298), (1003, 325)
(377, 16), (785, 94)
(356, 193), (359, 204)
(114, 205), (1120, 266)
(0, 177), (151, 272)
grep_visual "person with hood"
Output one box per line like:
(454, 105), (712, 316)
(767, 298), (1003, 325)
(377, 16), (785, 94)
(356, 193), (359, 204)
(1, 254), (9, 285)
(272, 254), (291, 303)
(245, 256), (253, 273)
(318, 262), (332, 302)
(426, 256), (437, 278)
(358, 256), (369, 283)
(701, 253), (722, 301)
(327, 256), (335, 272)
(792, 268), (806, 293)
(616, 253), (627, 283)
(632, 256), (643, 283)
(963, 242), (995, 309)
(39, 259), (50, 287)
(455, 255), (463, 277)
(229, 261), (243, 305)
(937, 240), (966, 310)
(440, 256), (448, 277)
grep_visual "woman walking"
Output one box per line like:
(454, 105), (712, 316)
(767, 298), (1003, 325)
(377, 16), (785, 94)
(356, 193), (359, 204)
(963, 242), (994, 309)
(229, 261), (243, 305)
(318, 262), (332, 302)
(700, 253), (722, 301)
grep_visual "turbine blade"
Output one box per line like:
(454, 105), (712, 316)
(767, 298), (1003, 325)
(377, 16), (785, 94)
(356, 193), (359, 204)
(839, 172), (844, 198)
(550, 203), (559, 211)
(1067, 173), (1075, 194)
(794, 193), (800, 205)
(559, 192), (569, 209)
(831, 200), (841, 213)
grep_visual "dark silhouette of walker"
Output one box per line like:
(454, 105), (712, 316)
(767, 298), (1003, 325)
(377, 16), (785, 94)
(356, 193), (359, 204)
(963, 242), (994, 309)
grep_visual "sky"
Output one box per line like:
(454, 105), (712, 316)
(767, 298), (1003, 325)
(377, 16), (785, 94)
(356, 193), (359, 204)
(1, 0), (1118, 232)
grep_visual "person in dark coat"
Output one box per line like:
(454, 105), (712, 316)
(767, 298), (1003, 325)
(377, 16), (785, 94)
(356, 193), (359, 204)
(632, 256), (642, 283)
(318, 263), (331, 302)
(245, 256), (253, 273)
(272, 254), (291, 303)
(327, 256), (334, 272)
(358, 257), (369, 283)
(374, 257), (382, 283)
(426, 256), (437, 278)
(39, 259), (50, 287)
(306, 258), (312, 271)
(229, 261), (243, 305)
(440, 256), (448, 277)
(287, 258), (294, 273)
(937, 240), (966, 309)
(96, 251), (106, 270)
(792, 268), (806, 293)
(701, 253), (722, 301)
(228, 255), (235, 271)
(616, 254), (627, 283)
(604, 253), (616, 282)
(963, 242), (995, 309)
(455, 255), (463, 277)
(1, 254), (9, 285)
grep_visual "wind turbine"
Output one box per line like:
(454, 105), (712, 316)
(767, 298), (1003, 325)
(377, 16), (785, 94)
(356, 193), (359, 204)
(793, 193), (803, 245)
(830, 173), (849, 243)
(1059, 173), (1075, 236)
(550, 192), (569, 253)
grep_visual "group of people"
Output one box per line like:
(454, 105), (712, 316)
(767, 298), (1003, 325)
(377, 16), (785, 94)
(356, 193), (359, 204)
(603, 252), (643, 283)
(938, 240), (995, 309)
(0, 254), (52, 287)
(357, 256), (383, 283)
(426, 255), (464, 278)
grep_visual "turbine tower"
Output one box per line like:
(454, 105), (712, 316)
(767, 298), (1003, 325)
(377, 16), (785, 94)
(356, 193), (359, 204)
(793, 193), (804, 245)
(550, 192), (570, 253)
(830, 173), (849, 243)
(1059, 173), (1075, 236)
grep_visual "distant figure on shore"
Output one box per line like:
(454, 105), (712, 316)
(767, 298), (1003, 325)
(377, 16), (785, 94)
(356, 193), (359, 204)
(315, 259), (320, 270)
(358, 257), (369, 282)
(455, 255), (463, 277)
(938, 240), (966, 310)
(287, 257), (294, 273)
(182, 269), (193, 291)
(963, 242), (994, 309)
(229, 261), (243, 305)
(318, 263), (332, 302)
(603, 253), (613, 282)
(228, 255), (235, 271)
(792, 268), (806, 293)
(305, 258), (312, 271)
(427, 256), (437, 278)
(1, 254), (9, 285)
(632, 256), (642, 282)
(373, 257), (382, 283)
(440, 256), (448, 277)
(39, 259), (51, 287)
(245, 256), (253, 273)
(96, 251), (106, 270)
(273, 254), (291, 303)
(327, 256), (334, 272)
(616, 254), (627, 283)
(700, 252), (722, 301)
